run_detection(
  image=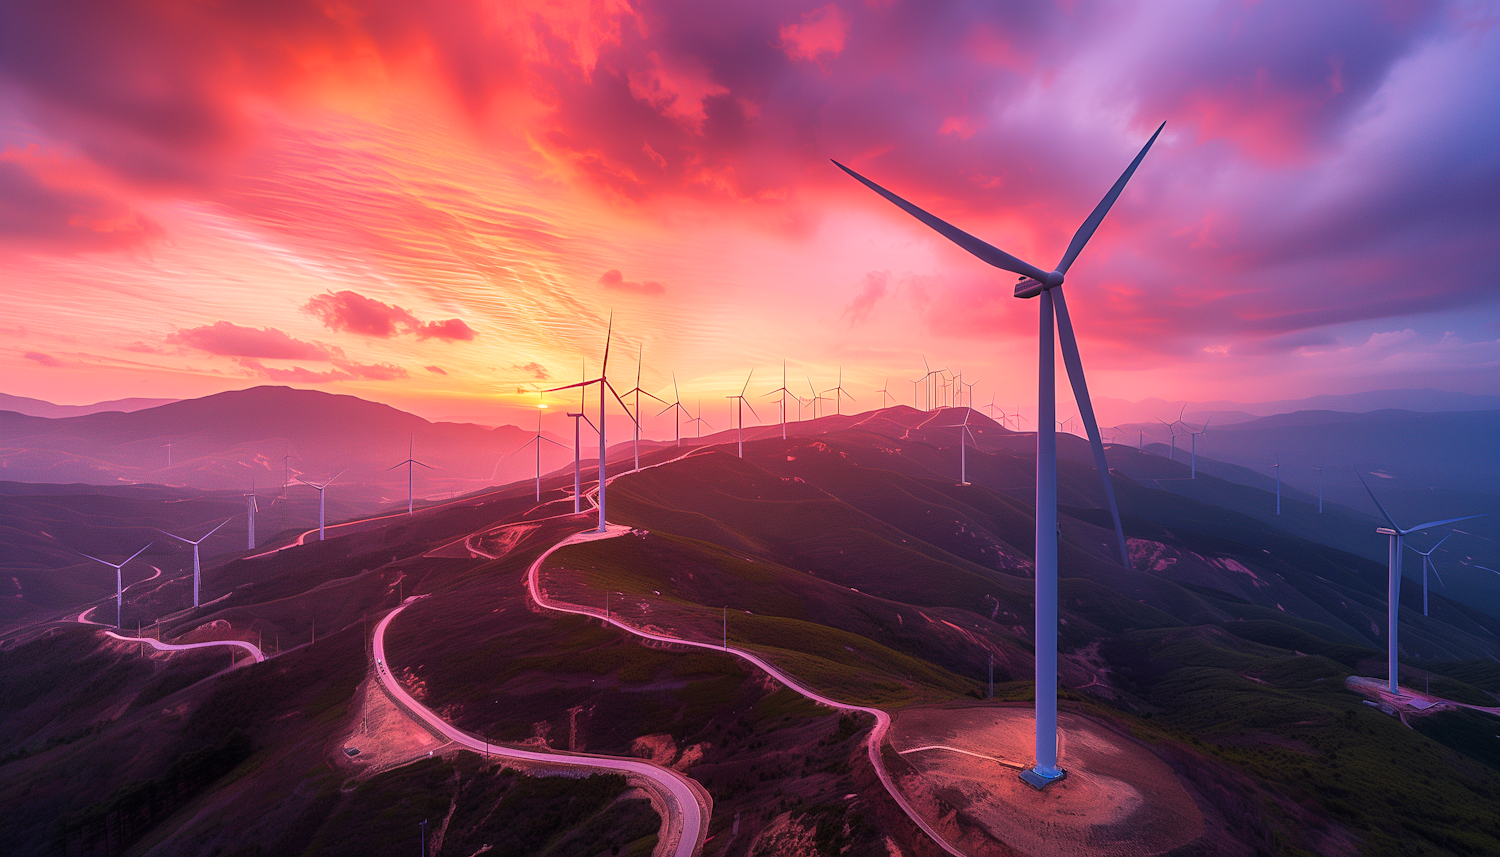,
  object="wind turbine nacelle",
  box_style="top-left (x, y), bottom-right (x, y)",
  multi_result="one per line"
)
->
top-left (1013, 271), bottom-right (1063, 299)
